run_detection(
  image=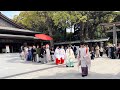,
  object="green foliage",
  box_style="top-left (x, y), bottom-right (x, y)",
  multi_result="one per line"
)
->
top-left (13, 11), bottom-right (120, 43)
